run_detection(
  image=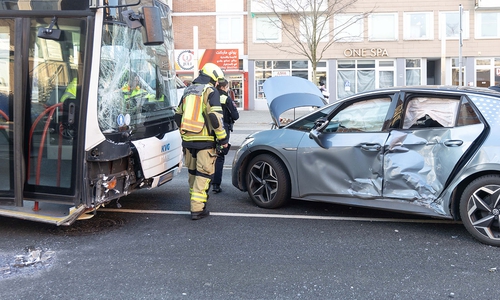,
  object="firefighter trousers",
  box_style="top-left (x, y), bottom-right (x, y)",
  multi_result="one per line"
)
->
top-left (184, 147), bottom-right (218, 212)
